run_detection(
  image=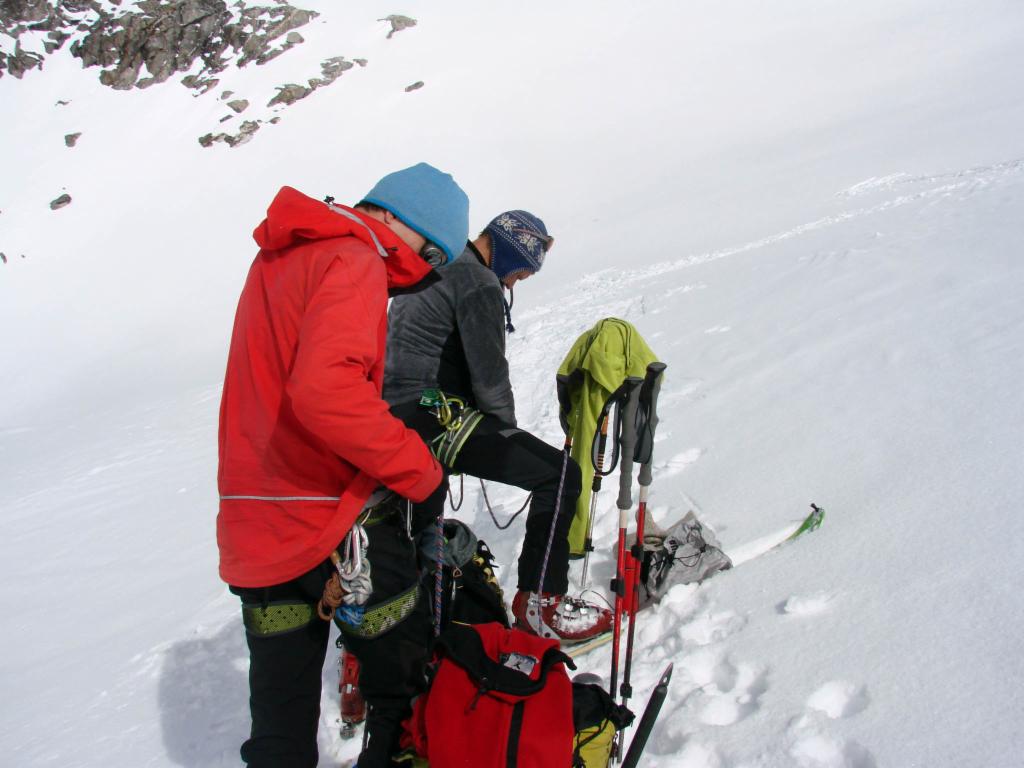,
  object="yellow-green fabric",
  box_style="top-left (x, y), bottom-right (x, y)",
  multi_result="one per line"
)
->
top-left (557, 318), bottom-right (660, 555)
top-left (242, 601), bottom-right (316, 637)
top-left (574, 722), bottom-right (616, 767)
